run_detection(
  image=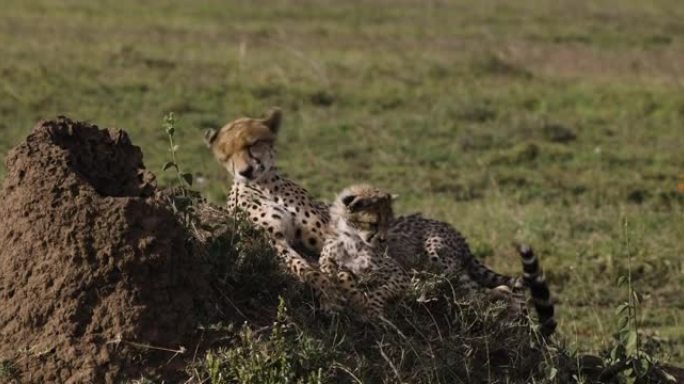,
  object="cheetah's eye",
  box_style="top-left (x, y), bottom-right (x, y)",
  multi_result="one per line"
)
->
top-left (249, 139), bottom-right (273, 149)
top-left (358, 220), bottom-right (378, 230)
top-left (247, 141), bottom-right (271, 156)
